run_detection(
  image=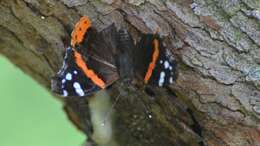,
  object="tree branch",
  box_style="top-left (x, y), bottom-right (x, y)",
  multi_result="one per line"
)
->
top-left (0, 0), bottom-right (259, 146)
